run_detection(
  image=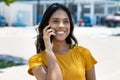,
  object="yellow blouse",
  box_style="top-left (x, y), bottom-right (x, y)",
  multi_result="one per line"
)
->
top-left (28, 46), bottom-right (97, 80)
